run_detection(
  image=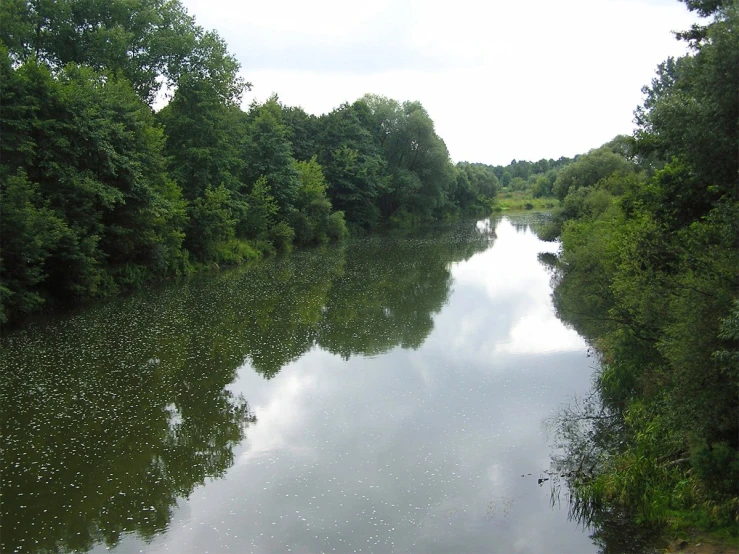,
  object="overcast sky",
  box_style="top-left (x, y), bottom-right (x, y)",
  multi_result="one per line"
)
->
top-left (180, 0), bottom-right (698, 165)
